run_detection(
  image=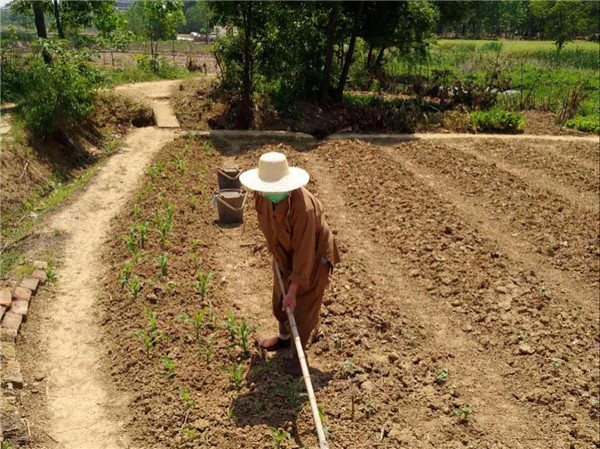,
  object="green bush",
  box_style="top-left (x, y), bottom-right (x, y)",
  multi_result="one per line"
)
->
top-left (20, 41), bottom-right (105, 136)
top-left (0, 29), bottom-right (34, 102)
top-left (565, 115), bottom-right (599, 134)
top-left (468, 109), bottom-right (525, 133)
